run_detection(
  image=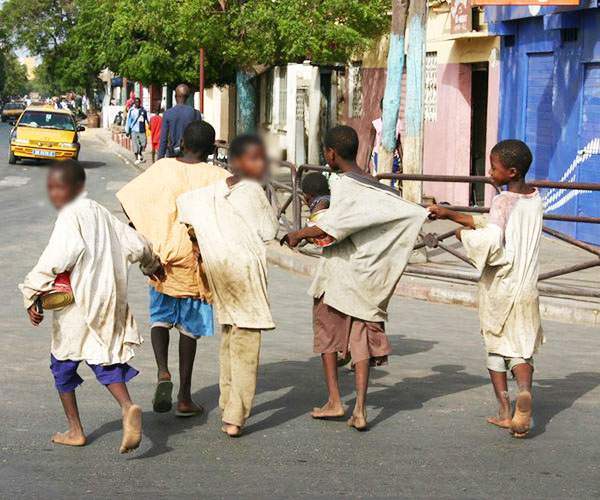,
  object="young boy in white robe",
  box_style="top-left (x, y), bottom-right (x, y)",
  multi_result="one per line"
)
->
top-left (20, 160), bottom-right (163, 453)
top-left (177, 134), bottom-right (278, 437)
top-left (429, 139), bottom-right (544, 438)
top-left (282, 126), bottom-right (428, 431)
